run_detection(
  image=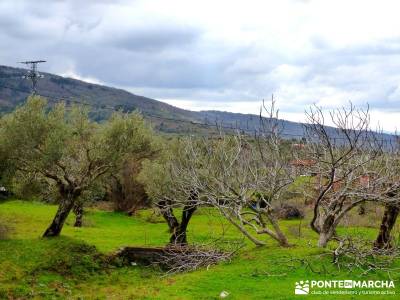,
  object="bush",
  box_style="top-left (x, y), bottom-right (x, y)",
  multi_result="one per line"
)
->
top-left (143, 210), bottom-right (165, 224)
top-left (275, 204), bottom-right (304, 220)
